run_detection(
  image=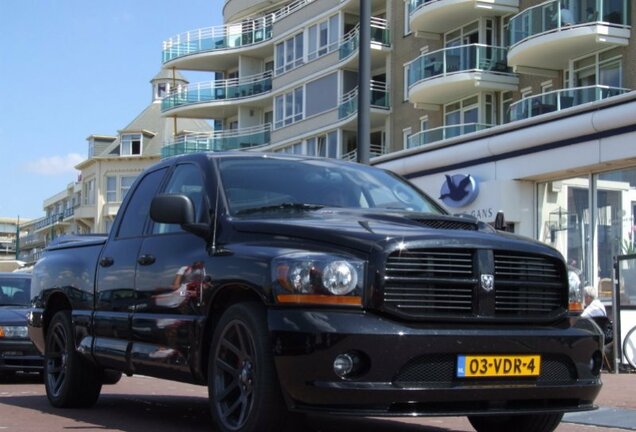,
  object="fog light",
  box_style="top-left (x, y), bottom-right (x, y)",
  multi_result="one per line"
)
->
top-left (333, 353), bottom-right (355, 378)
top-left (590, 351), bottom-right (602, 376)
